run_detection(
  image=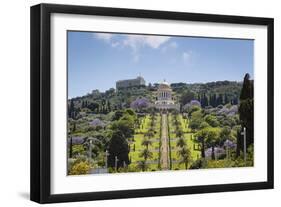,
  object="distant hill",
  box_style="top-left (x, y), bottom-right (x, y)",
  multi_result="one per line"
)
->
top-left (68, 80), bottom-right (242, 116)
